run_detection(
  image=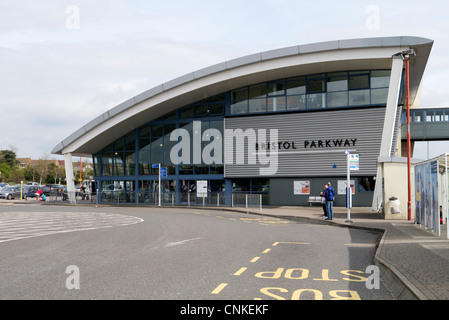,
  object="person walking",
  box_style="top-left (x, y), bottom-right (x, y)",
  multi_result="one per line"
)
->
top-left (320, 183), bottom-right (328, 217)
top-left (323, 181), bottom-right (335, 220)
